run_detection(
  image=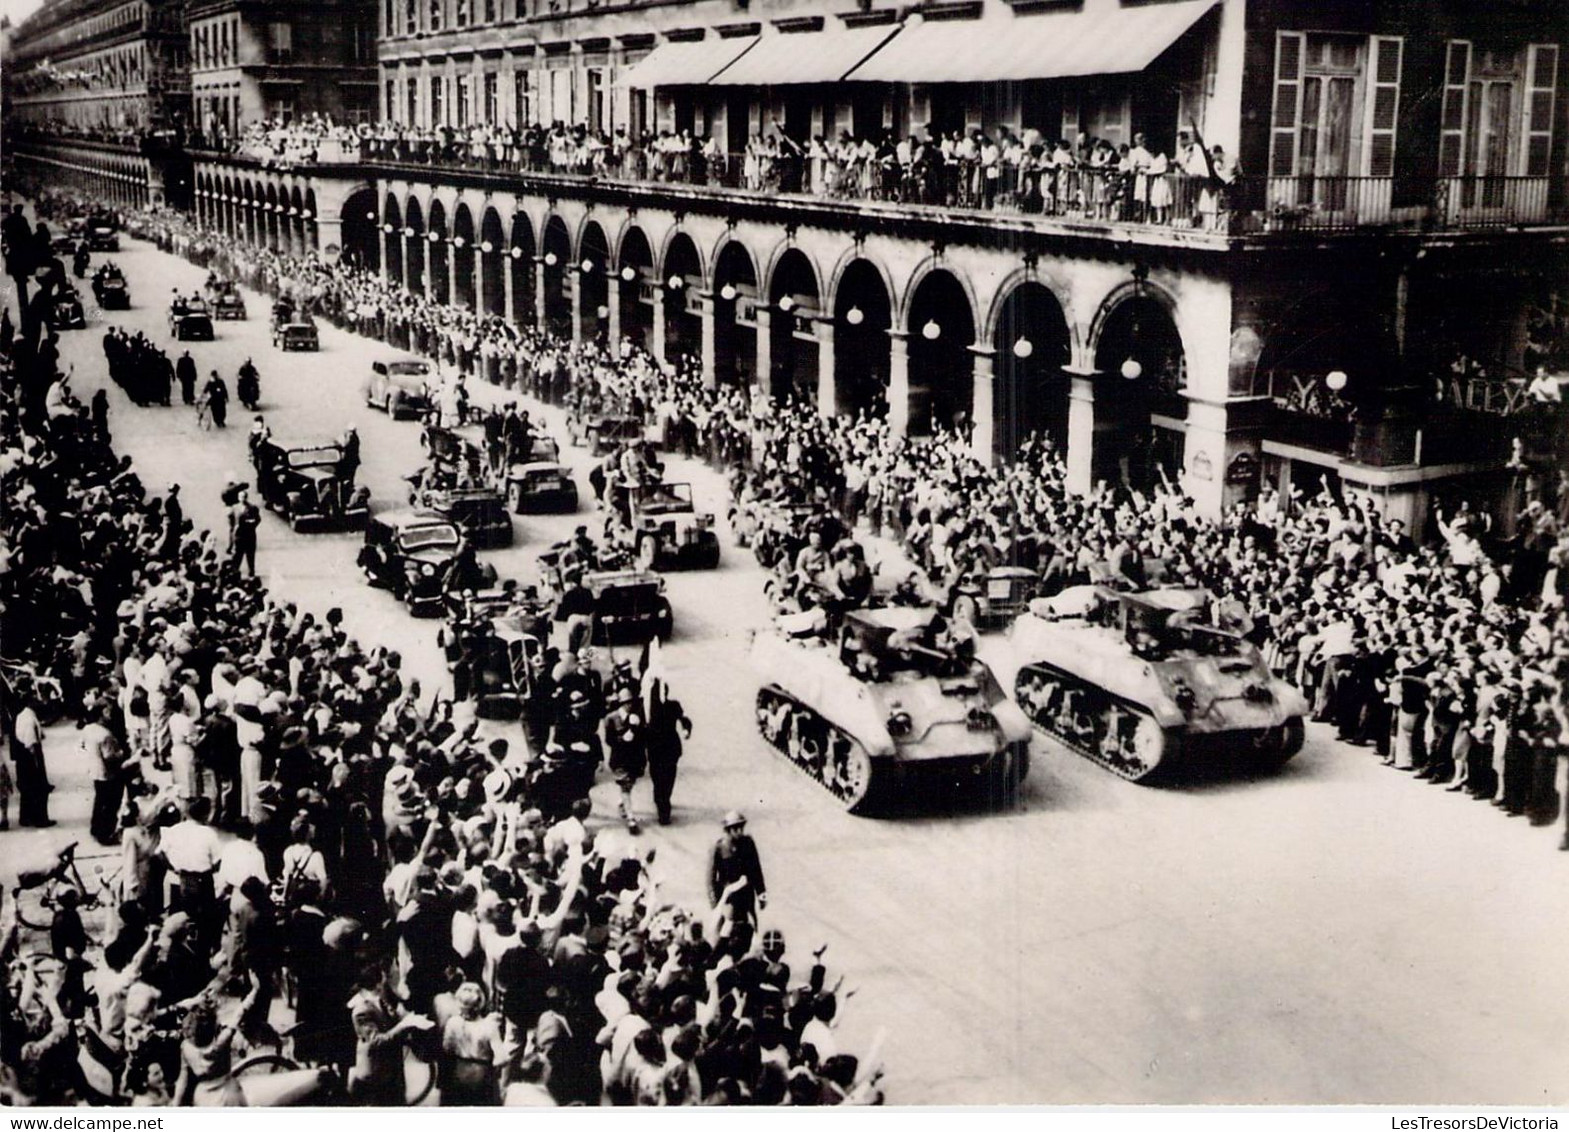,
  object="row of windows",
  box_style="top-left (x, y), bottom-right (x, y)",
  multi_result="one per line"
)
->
top-left (191, 15), bottom-right (241, 70)
top-left (22, 0), bottom-right (144, 56)
top-left (1270, 33), bottom-right (1560, 183)
top-left (384, 66), bottom-right (630, 132)
top-left (383, 0), bottom-right (611, 38)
